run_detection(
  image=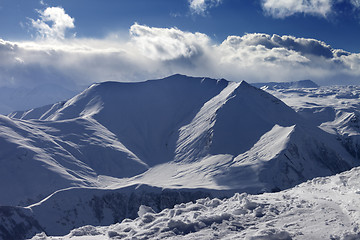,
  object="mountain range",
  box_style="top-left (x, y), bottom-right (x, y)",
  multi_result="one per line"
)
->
top-left (1, 74), bottom-right (359, 239)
